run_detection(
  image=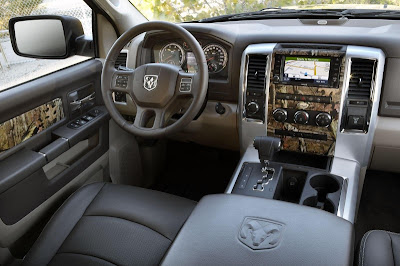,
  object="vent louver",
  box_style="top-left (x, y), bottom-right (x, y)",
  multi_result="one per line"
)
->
top-left (348, 59), bottom-right (375, 99)
top-left (247, 55), bottom-right (267, 91)
top-left (115, 52), bottom-right (127, 69)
